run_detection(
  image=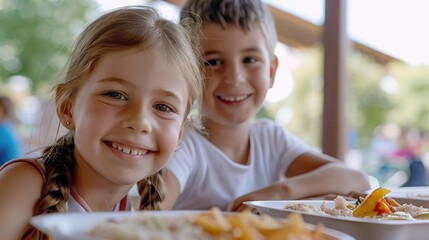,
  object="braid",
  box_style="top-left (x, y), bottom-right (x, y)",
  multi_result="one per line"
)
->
top-left (30, 132), bottom-right (75, 240)
top-left (138, 169), bottom-right (166, 210)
